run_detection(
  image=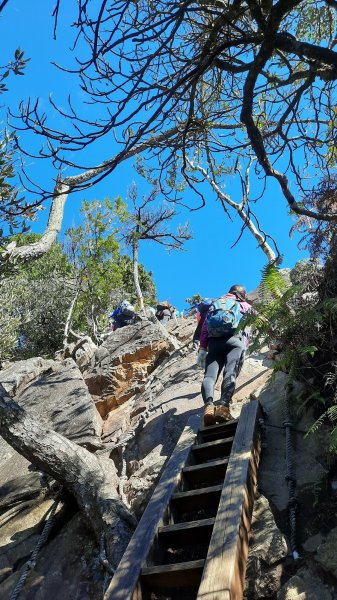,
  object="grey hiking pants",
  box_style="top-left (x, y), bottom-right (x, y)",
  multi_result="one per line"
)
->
top-left (201, 335), bottom-right (246, 407)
